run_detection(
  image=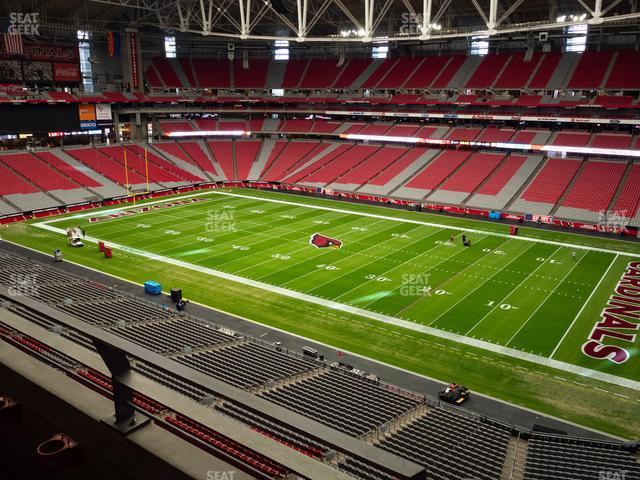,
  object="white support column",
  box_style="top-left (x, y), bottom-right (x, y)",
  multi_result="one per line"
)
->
top-left (296, 0), bottom-right (308, 41)
top-left (198, 0), bottom-right (213, 34)
top-left (488, 0), bottom-right (498, 32)
top-left (239, 0), bottom-right (249, 38)
top-left (421, 0), bottom-right (433, 39)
